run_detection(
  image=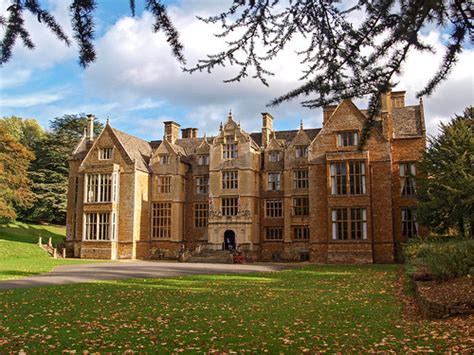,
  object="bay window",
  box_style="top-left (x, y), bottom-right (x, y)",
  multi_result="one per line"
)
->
top-left (85, 173), bottom-right (118, 203)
